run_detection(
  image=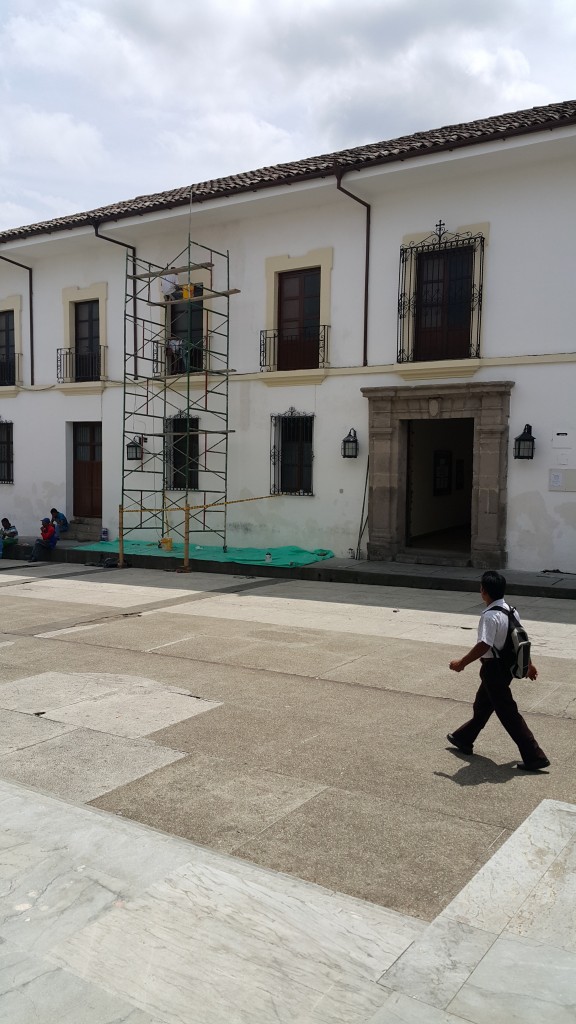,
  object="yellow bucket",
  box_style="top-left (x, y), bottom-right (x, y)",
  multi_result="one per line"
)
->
top-left (160, 536), bottom-right (173, 552)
